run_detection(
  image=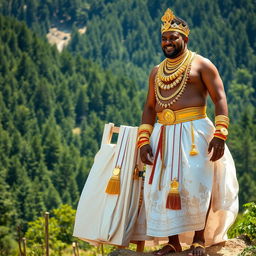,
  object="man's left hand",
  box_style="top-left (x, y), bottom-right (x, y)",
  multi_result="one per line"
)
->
top-left (208, 137), bottom-right (225, 161)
